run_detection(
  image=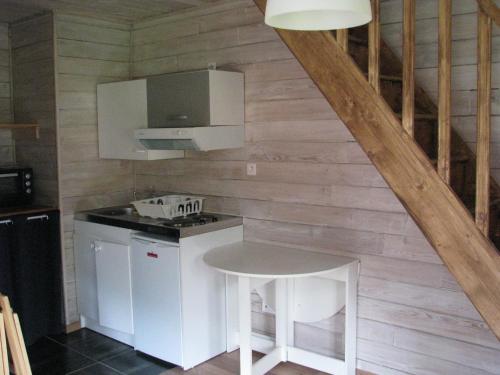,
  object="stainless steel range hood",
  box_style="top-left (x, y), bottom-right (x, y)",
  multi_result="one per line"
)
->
top-left (135, 126), bottom-right (244, 151)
